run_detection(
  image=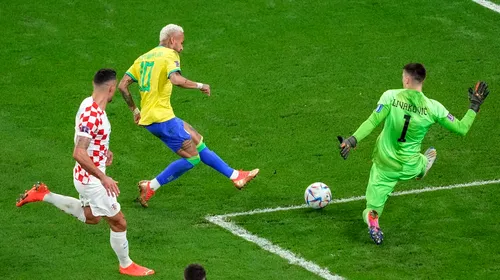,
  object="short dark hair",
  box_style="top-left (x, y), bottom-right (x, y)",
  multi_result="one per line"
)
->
top-left (184, 264), bottom-right (206, 280)
top-left (403, 63), bottom-right (426, 83)
top-left (93, 68), bottom-right (117, 85)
